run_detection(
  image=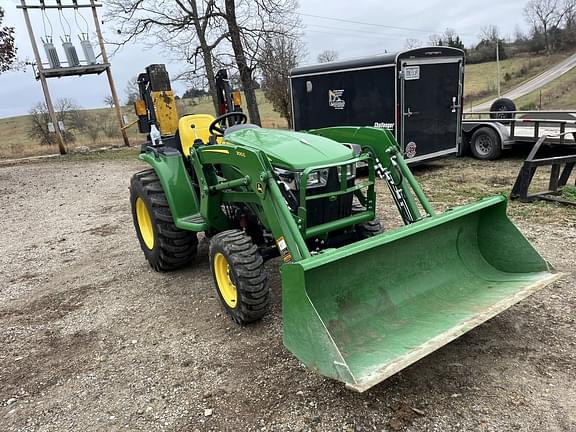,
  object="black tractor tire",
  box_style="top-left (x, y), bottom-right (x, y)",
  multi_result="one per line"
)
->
top-left (470, 127), bottom-right (502, 160)
top-left (489, 98), bottom-right (516, 120)
top-left (356, 218), bottom-right (384, 239)
top-left (130, 169), bottom-right (198, 271)
top-left (209, 229), bottom-right (270, 325)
